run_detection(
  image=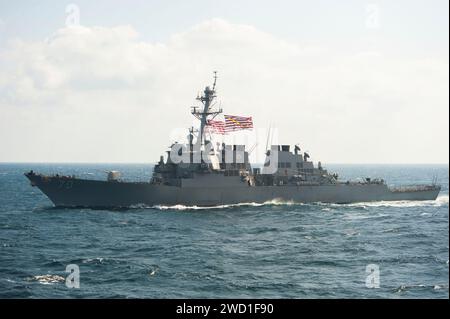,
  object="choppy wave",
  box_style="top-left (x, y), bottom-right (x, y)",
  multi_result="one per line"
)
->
top-left (128, 195), bottom-right (449, 211)
top-left (82, 257), bottom-right (105, 264)
top-left (342, 194), bottom-right (448, 208)
top-left (344, 213), bottom-right (390, 220)
top-left (394, 284), bottom-right (449, 293)
top-left (436, 194), bottom-right (449, 205)
top-left (132, 199), bottom-right (299, 211)
top-left (27, 275), bottom-right (65, 285)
